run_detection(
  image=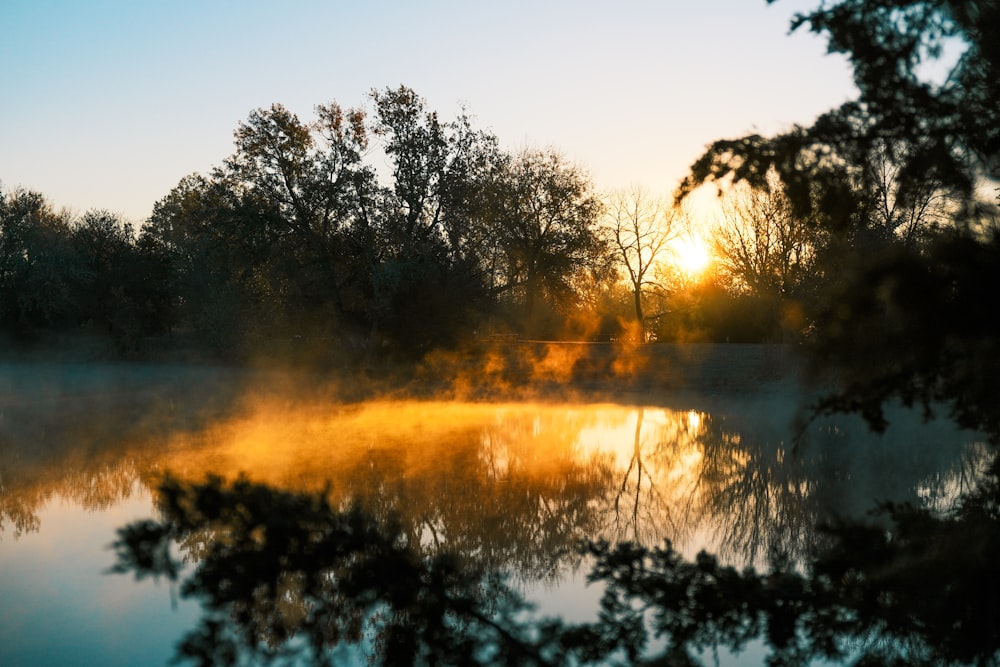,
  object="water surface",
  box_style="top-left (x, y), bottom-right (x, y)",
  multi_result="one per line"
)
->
top-left (0, 365), bottom-right (987, 665)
